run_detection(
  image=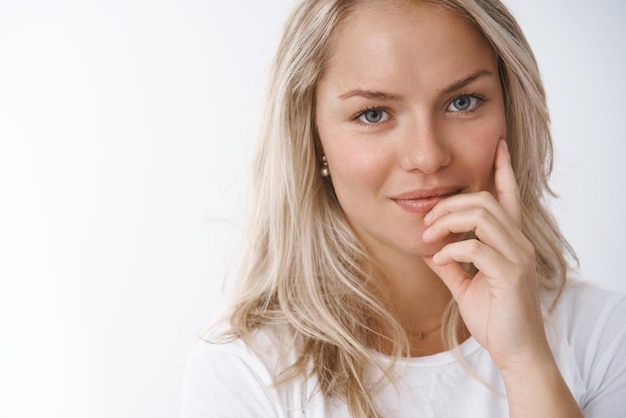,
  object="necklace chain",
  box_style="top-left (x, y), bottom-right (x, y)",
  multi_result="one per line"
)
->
top-left (407, 321), bottom-right (442, 340)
